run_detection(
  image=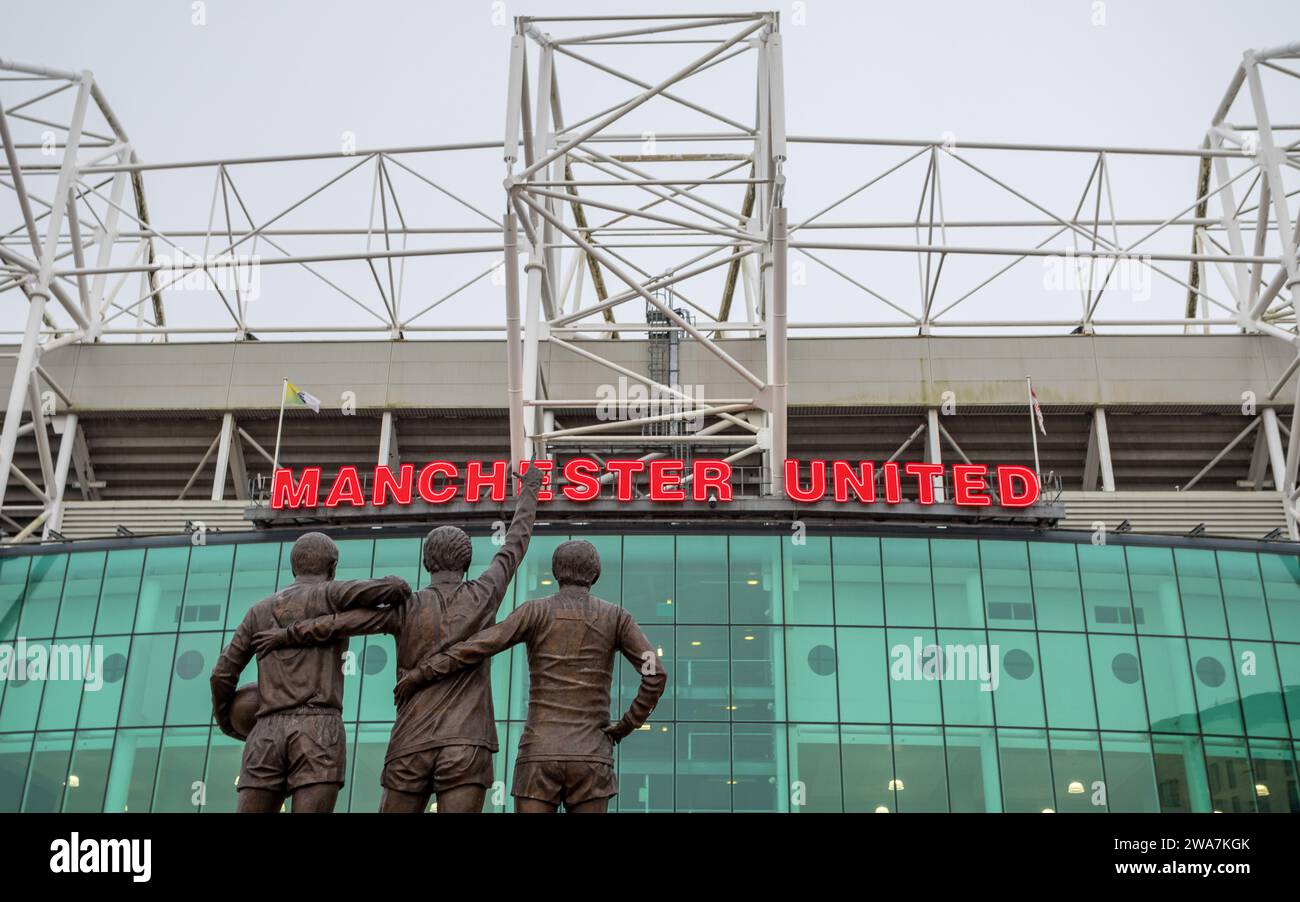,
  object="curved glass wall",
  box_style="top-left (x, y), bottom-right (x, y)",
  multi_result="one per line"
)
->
top-left (0, 530), bottom-right (1298, 813)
